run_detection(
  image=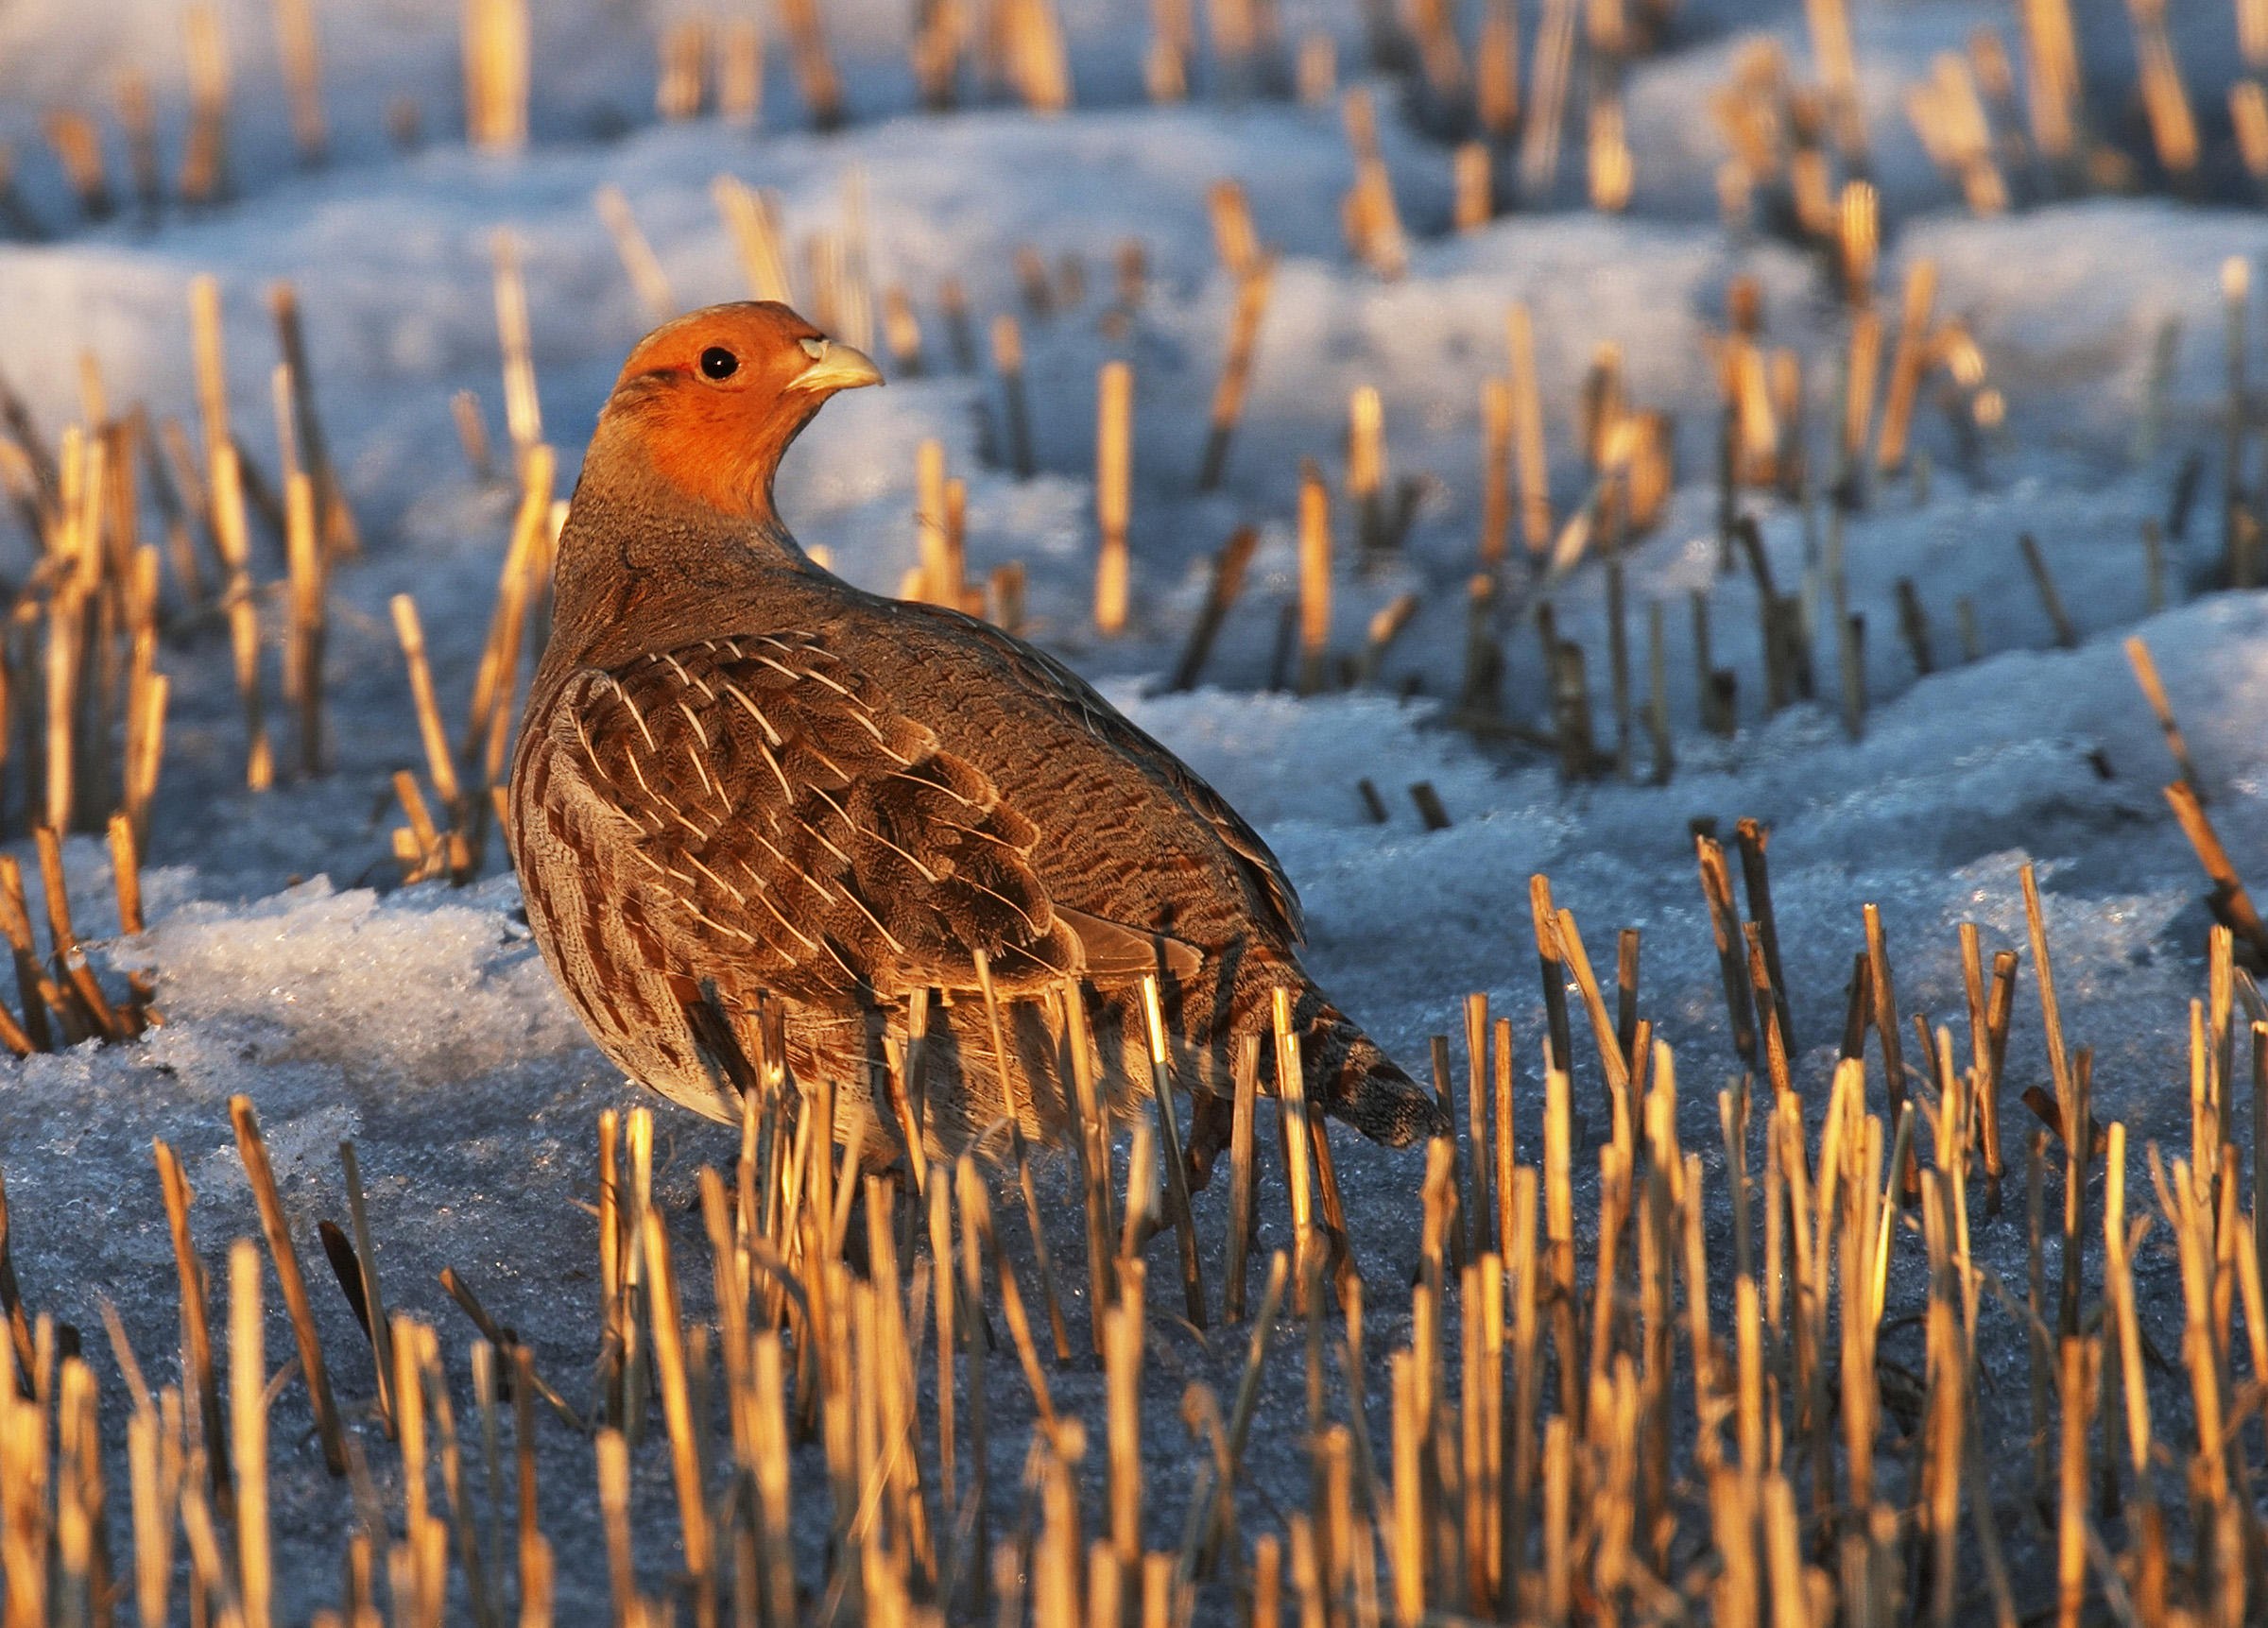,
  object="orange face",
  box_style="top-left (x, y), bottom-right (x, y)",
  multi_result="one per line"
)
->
top-left (598, 301), bottom-right (883, 516)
